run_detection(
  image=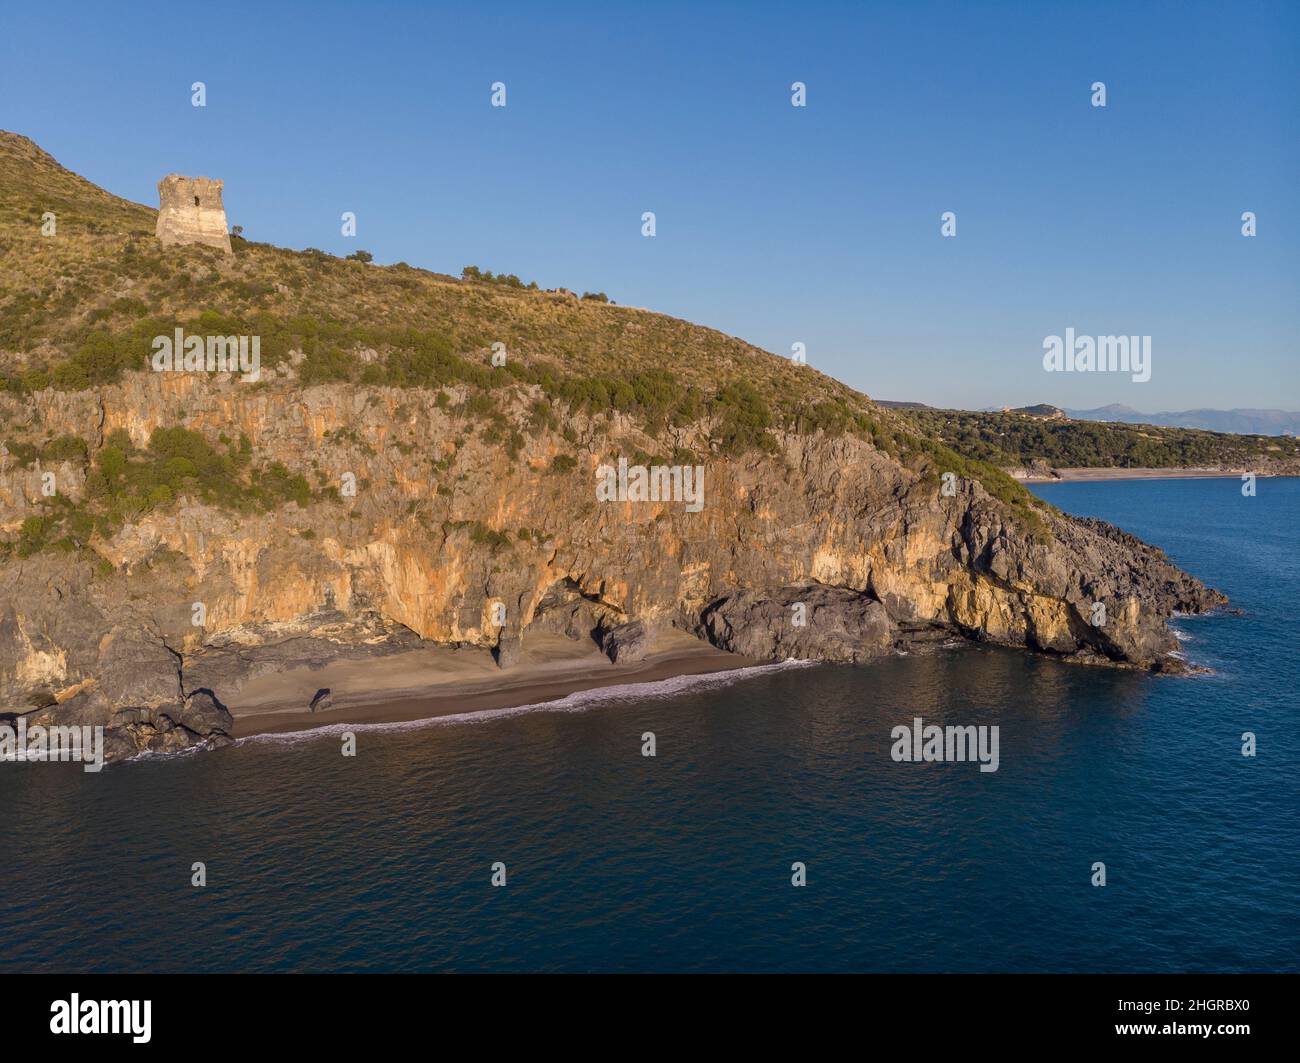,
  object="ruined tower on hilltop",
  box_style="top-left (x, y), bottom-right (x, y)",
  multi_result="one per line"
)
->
top-left (155, 174), bottom-right (232, 253)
